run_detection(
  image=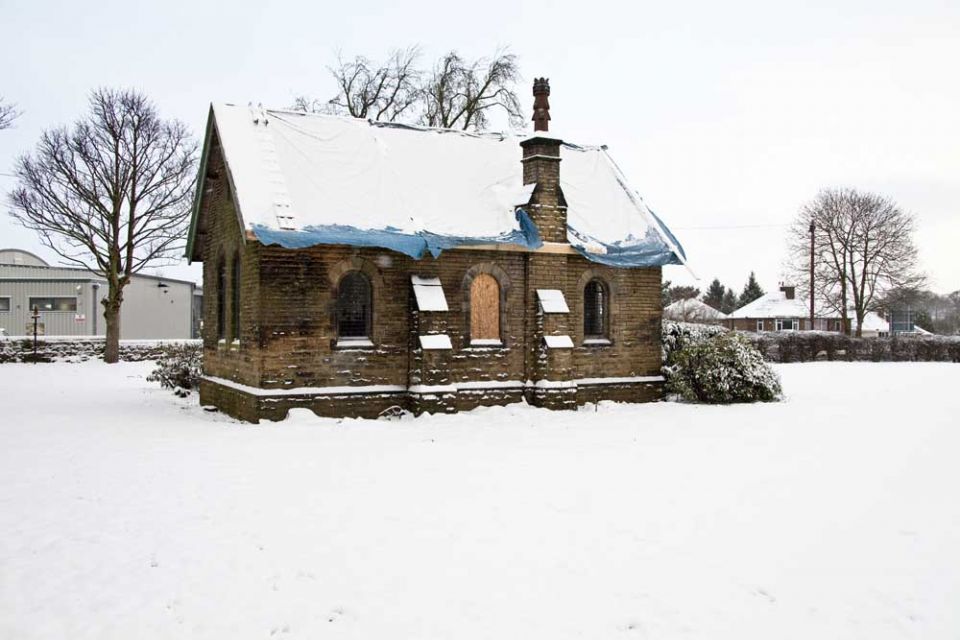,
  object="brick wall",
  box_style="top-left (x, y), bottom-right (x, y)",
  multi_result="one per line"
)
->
top-left (198, 132), bottom-right (261, 388)
top-left (521, 136), bottom-right (567, 243)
